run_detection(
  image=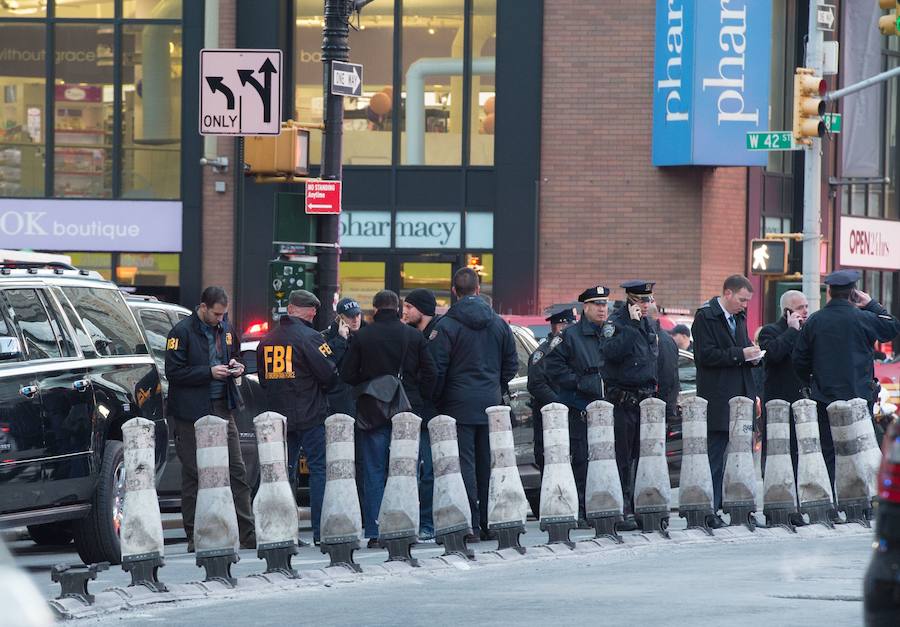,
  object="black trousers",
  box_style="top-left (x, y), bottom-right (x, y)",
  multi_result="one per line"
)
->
top-left (567, 410), bottom-right (588, 519)
top-left (612, 402), bottom-right (641, 515)
top-left (532, 407), bottom-right (544, 472)
top-left (816, 402), bottom-right (837, 490)
top-left (457, 423), bottom-right (491, 533)
top-left (708, 430), bottom-right (729, 511)
top-left (174, 400), bottom-right (255, 545)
